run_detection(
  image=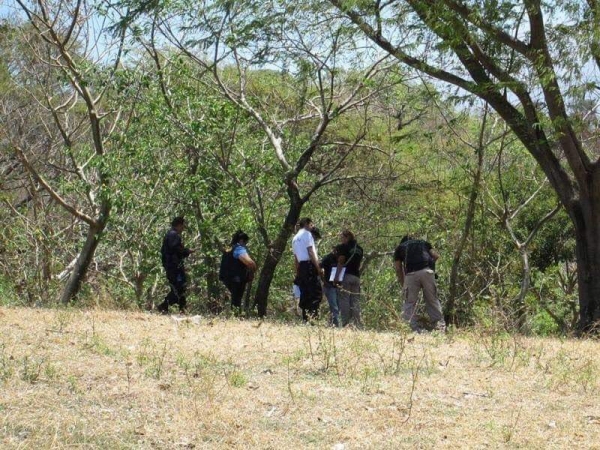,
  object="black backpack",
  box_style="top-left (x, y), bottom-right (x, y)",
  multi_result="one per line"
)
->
top-left (401, 239), bottom-right (434, 269)
top-left (219, 248), bottom-right (247, 283)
